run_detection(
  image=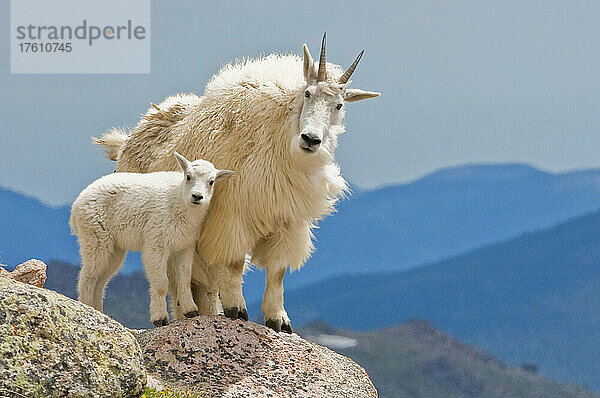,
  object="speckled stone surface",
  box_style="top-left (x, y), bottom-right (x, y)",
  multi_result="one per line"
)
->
top-left (0, 278), bottom-right (146, 398)
top-left (137, 316), bottom-right (378, 398)
top-left (0, 259), bottom-right (47, 288)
